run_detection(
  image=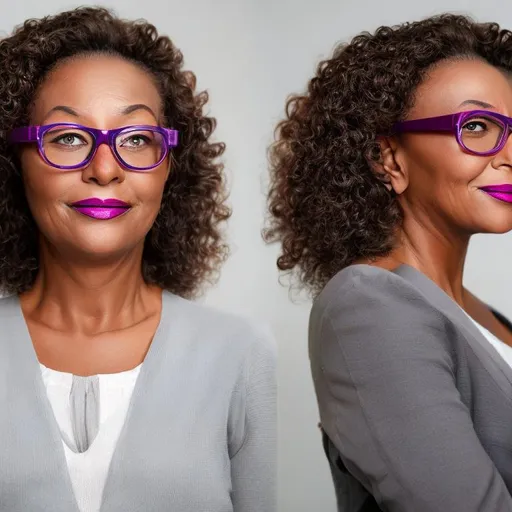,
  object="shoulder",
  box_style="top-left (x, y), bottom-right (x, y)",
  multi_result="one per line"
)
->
top-left (311, 264), bottom-right (444, 327)
top-left (163, 291), bottom-right (277, 364)
top-left (309, 265), bottom-right (454, 368)
top-left (313, 264), bottom-right (429, 315)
